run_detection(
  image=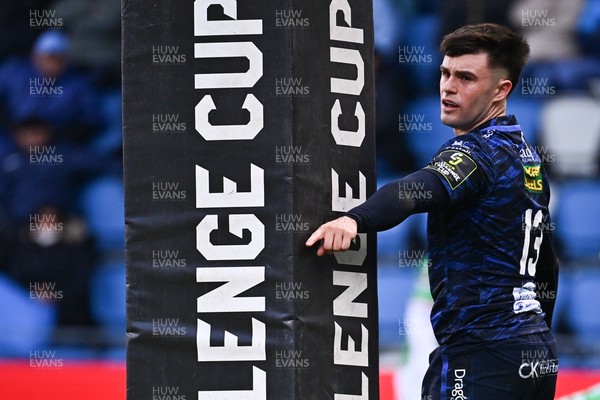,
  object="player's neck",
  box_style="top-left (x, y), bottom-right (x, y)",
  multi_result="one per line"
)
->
top-left (453, 102), bottom-right (507, 136)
